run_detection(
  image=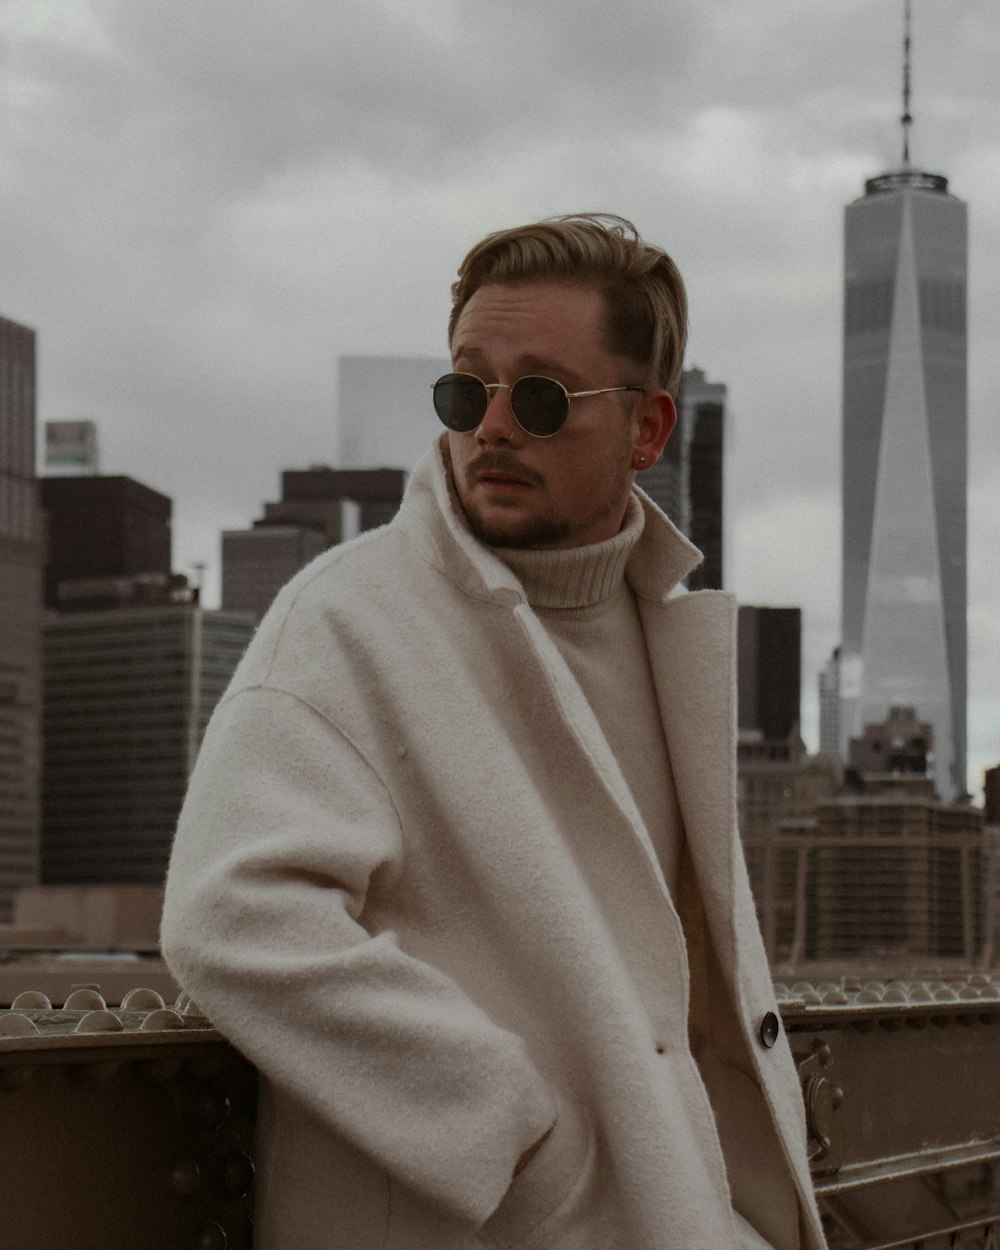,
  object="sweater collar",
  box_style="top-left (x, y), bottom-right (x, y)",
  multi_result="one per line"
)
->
top-left (400, 435), bottom-right (703, 606)
top-left (494, 499), bottom-right (643, 610)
